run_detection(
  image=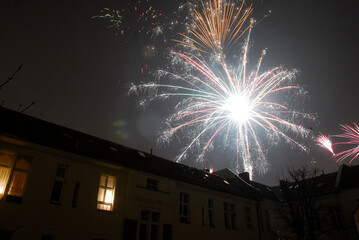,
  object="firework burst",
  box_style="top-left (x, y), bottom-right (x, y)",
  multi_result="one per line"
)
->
top-left (129, 25), bottom-right (314, 177)
top-left (174, 0), bottom-right (253, 53)
top-left (334, 123), bottom-right (359, 163)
